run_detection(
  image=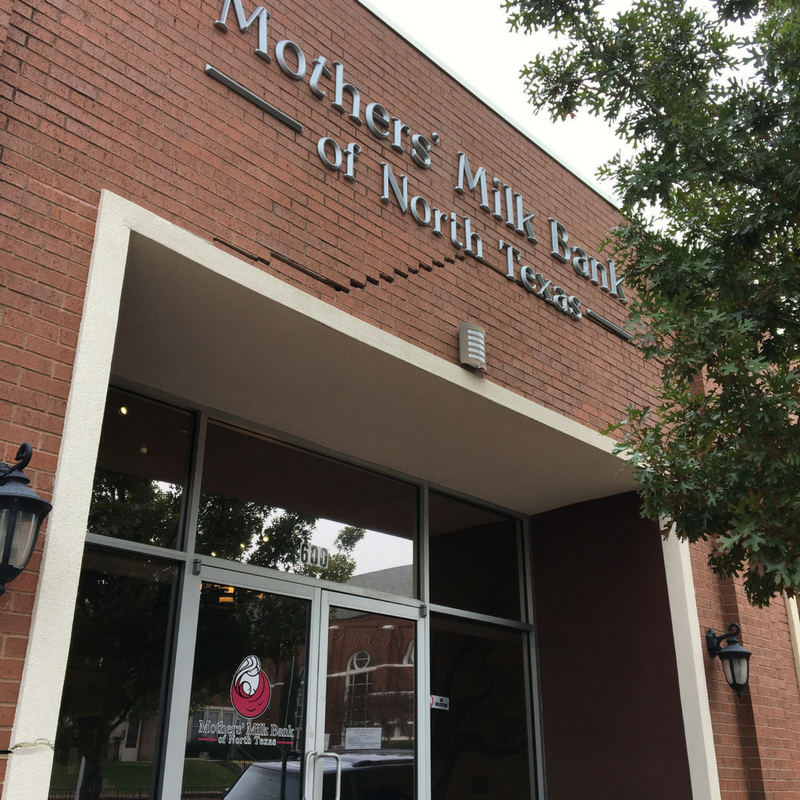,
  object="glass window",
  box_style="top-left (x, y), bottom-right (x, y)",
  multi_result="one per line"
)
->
top-left (325, 608), bottom-right (415, 797)
top-left (349, 651), bottom-right (372, 671)
top-left (89, 388), bottom-right (194, 549)
top-left (183, 584), bottom-right (310, 799)
top-left (125, 722), bottom-right (140, 749)
top-left (197, 422), bottom-right (418, 596)
top-left (428, 492), bottom-right (522, 620)
top-left (49, 548), bottom-right (178, 799)
top-left (67, 387), bottom-right (537, 800)
top-left (430, 614), bottom-right (532, 800)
